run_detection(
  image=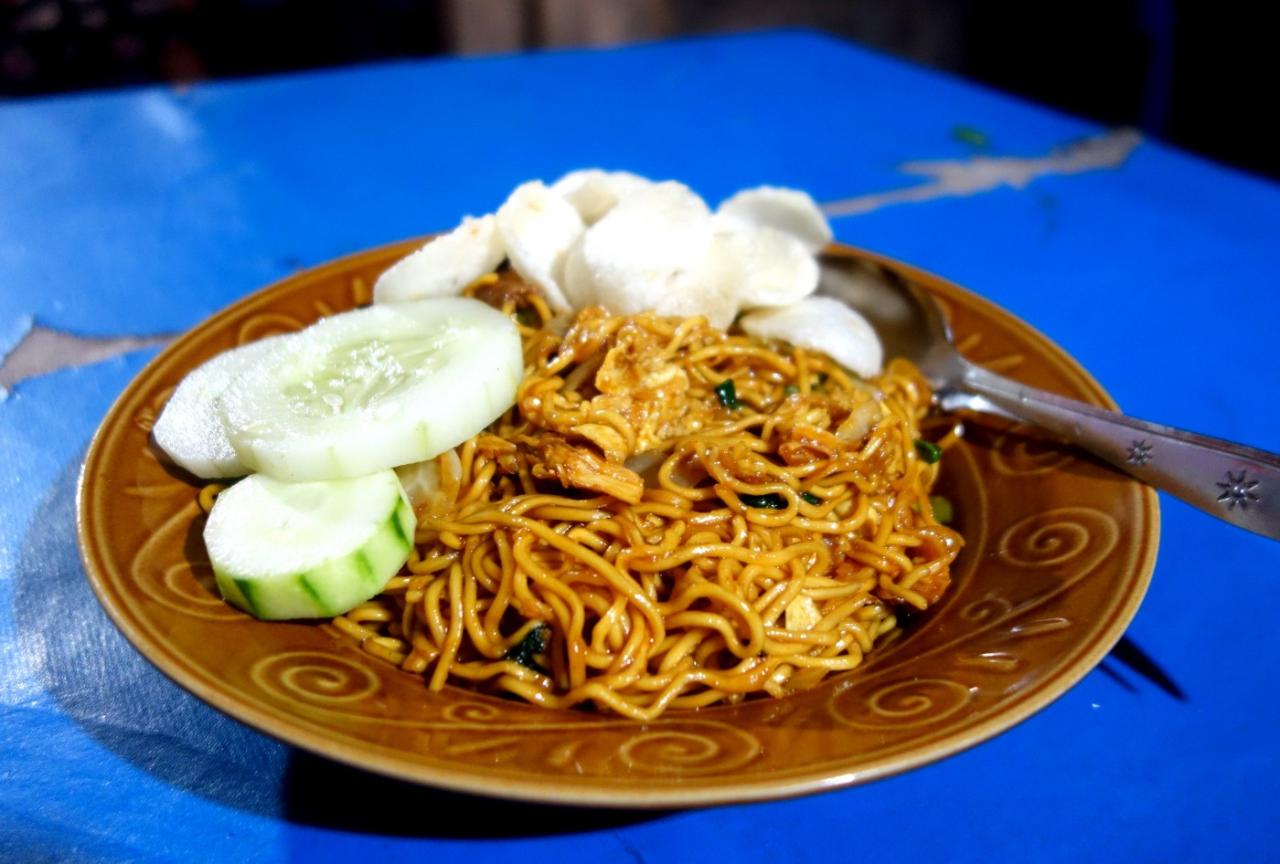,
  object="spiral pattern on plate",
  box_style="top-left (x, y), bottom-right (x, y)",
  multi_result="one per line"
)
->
top-left (250, 651), bottom-right (381, 705)
top-left (125, 503), bottom-right (241, 621)
top-left (989, 430), bottom-right (1075, 476)
top-left (150, 562), bottom-right (243, 621)
top-left (960, 595), bottom-right (1015, 623)
top-left (617, 724), bottom-right (762, 775)
top-left (829, 677), bottom-right (973, 729)
top-left (996, 507), bottom-right (1117, 570)
top-left (441, 701), bottom-right (504, 724)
